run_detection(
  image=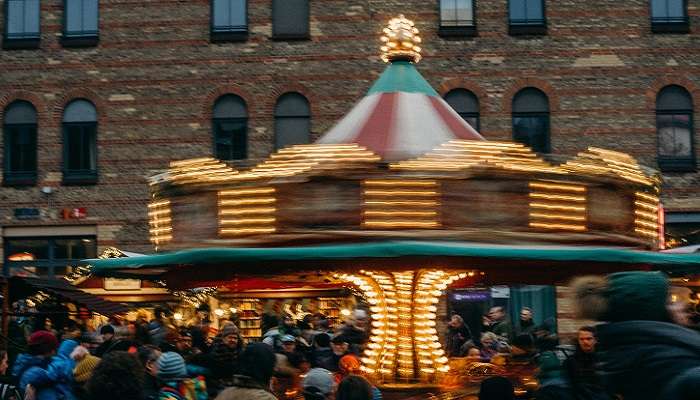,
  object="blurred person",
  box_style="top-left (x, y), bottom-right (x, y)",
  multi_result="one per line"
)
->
top-left (174, 330), bottom-right (199, 360)
top-left (478, 376), bottom-right (514, 400)
top-left (533, 351), bottom-right (574, 400)
top-left (335, 375), bottom-right (372, 400)
top-left (337, 310), bottom-right (370, 354)
top-left (327, 335), bottom-right (351, 373)
top-left (273, 335), bottom-right (308, 399)
top-left (93, 325), bottom-right (116, 357)
top-left (310, 332), bottom-right (335, 371)
top-left (299, 314), bottom-right (320, 345)
top-left (516, 307), bottom-right (536, 336)
top-left (138, 345), bottom-right (162, 400)
top-left (302, 368), bottom-right (335, 400)
top-left (155, 352), bottom-right (207, 400)
top-left (264, 315), bottom-right (301, 352)
top-left (562, 326), bottom-right (613, 400)
top-left (485, 307), bottom-right (512, 342)
top-left (573, 271), bottom-right (700, 400)
top-left (149, 307), bottom-right (170, 347)
top-left (479, 332), bottom-right (500, 362)
top-left (214, 343), bottom-right (277, 400)
top-left (445, 314), bottom-right (472, 357)
top-left (334, 354), bottom-right (360, 385)
top-left (85, 351), bottom-right (145, 400)
top-left (466, 347), bottom-right (481, 362)
top-left (70, 346), bottom-right (100, 400)
top-left (0, 350), bottom-right (22, 400)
